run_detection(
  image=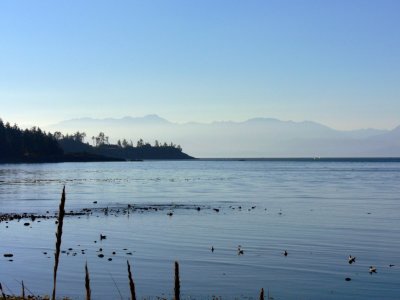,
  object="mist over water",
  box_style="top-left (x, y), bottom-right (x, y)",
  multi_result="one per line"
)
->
top-left (1, 160), bottom-right (399, 299)
top-left (46, 116), bottom-right (400, 157)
